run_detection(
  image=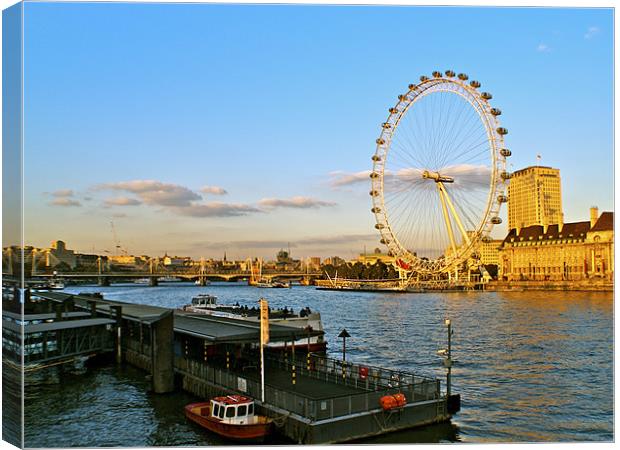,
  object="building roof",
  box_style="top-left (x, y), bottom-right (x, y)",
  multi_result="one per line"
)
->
top-left (174, 312), bottom-right (323, 343)
top-left (511, 165), bottom-right (557, 176)
top-left (503, 220), bottom-right (591, 244)
top-left (591, 211), bottom-right (614, 232)
top-left (32, 292), bottom-right (171, 323)
top-left (3, 317), bottom-right (115, 334)
top-left (2, 311), bottom-right (91, 321)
